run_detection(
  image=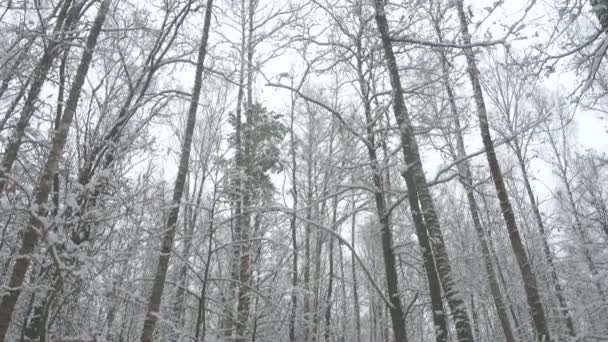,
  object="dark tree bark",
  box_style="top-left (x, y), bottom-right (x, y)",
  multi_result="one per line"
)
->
top-left (592, 0), bottom-right (608, 31)
top-left (433, 31), bottom-right (516, 340)
top-left (0, 0), bottom-right (83, 196)
top-left (0, 1), bottom-right (112, 339)
top-left (454, 1), bottom-right (550, 340)
top-left (139, 1), bottom-right (213, 340)
top-left (374, 1), bottom-right (474, 341)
